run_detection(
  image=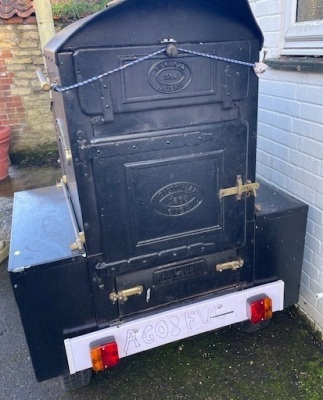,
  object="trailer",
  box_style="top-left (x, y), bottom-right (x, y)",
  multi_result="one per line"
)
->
top-left (8, 0), bottom-right (308, 390)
